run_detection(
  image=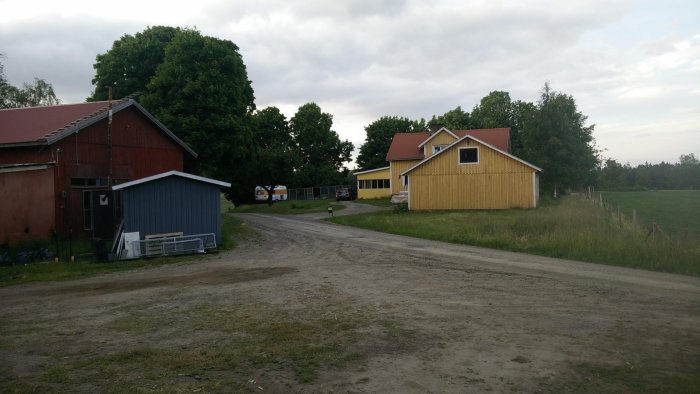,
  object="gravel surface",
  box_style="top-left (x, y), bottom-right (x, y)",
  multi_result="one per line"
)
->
top-left (1, 201), bottom-right (699, 392)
